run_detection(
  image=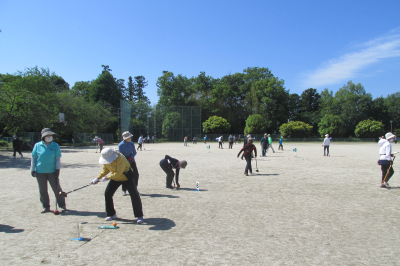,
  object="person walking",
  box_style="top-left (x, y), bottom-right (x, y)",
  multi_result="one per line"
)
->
top-left (228, 135), bottom-right (234, 149)
top-left (278, 136), bottom-right (284, 150)
top-left (137, 135), bottom-right (144, 151)
top-left (267, 134), bottom-right (275, 153)
top-left (159, 155), bottom-right (187, 189)
top-left (91, 148), bottom-right (144, 223)
top-left (118, 131), bottom-right (139, 196)
top-left (31, 128), bottom-right (66, 213)
top-left (237, 137), bottom-right (257, 176)
top-left (260, 133), bottom-right (268, 157)
top-left (218, 136), bottom-right (223, 149)
top-left (323, 134), bottom-right (330, 156)
top-left (12, 135), bottom-right (23, 159)
top-left (379, 132), bottom-right (397, 188)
